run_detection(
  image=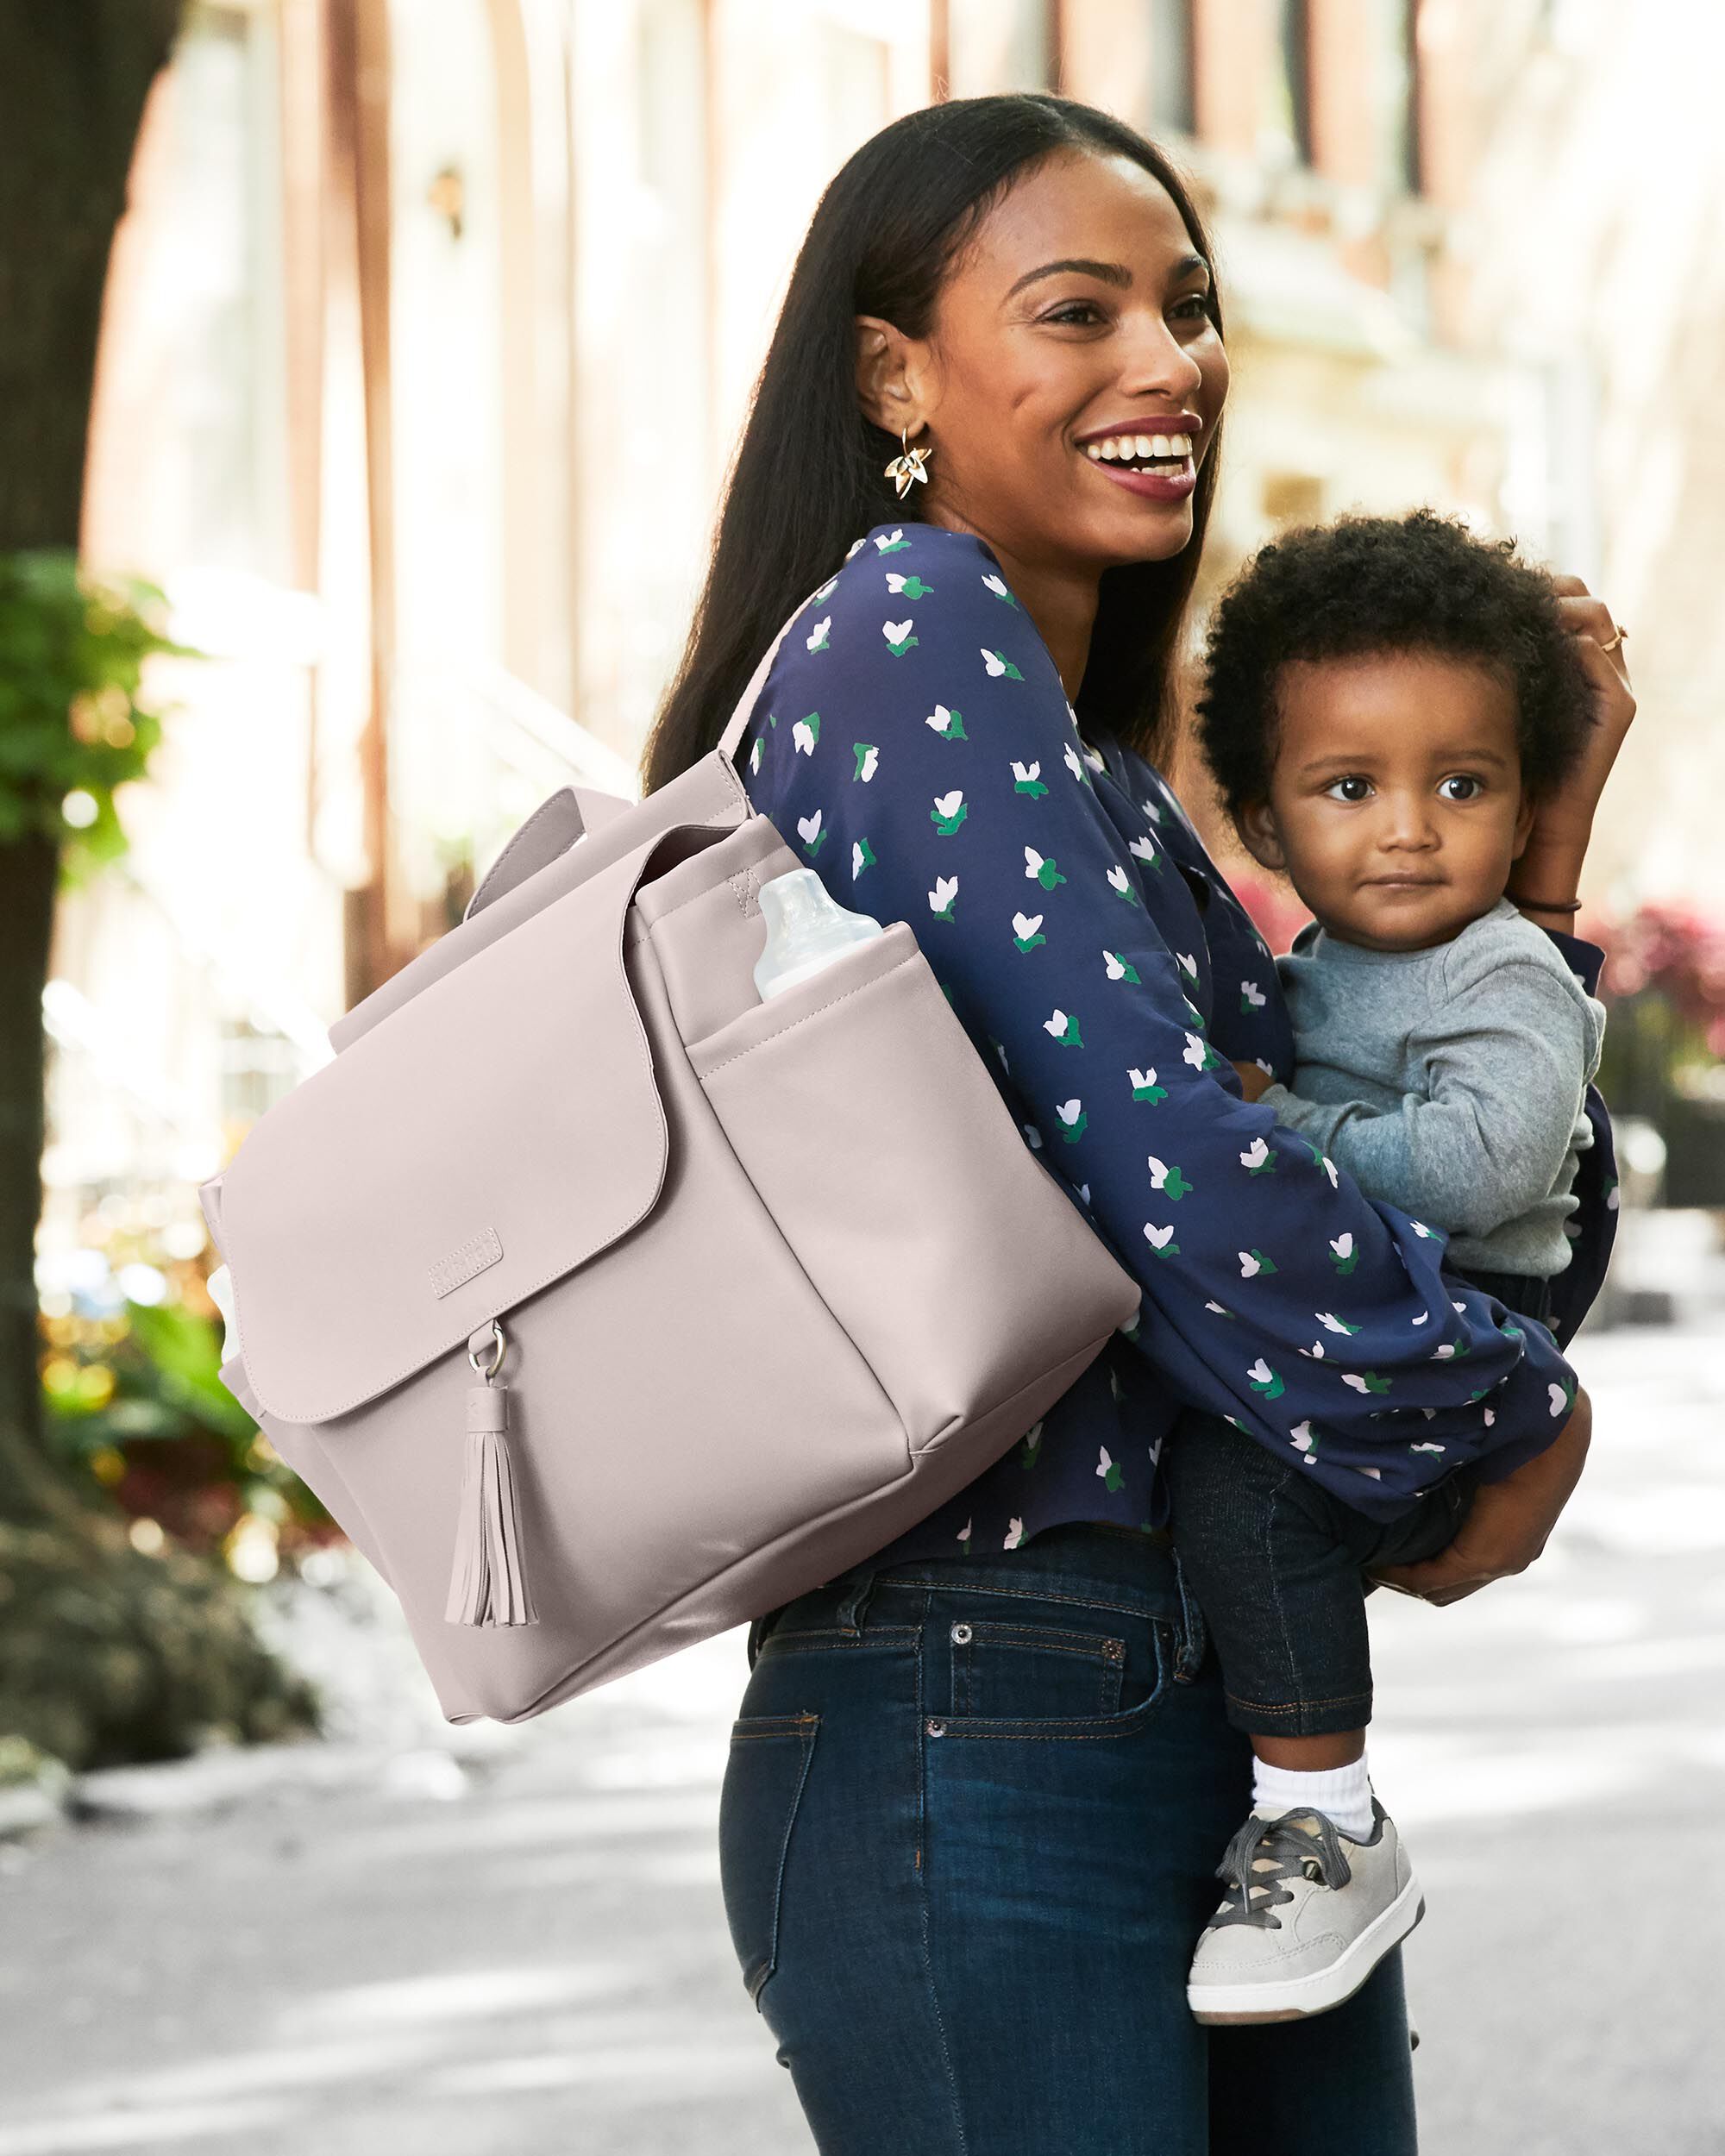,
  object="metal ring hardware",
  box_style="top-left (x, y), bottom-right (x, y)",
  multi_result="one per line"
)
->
top-left (467, 1319), bottom-right (505, 1382)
